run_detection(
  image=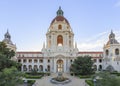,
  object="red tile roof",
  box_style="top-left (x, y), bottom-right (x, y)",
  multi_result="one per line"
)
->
top-left (78, 51), bottom-right (103, 54)
top-left (17, 57), bottom-right (43, 59)
top-left (17, 52), bottom-right (42, 54)
top-left (51, 16), bottom-right (69, 25)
